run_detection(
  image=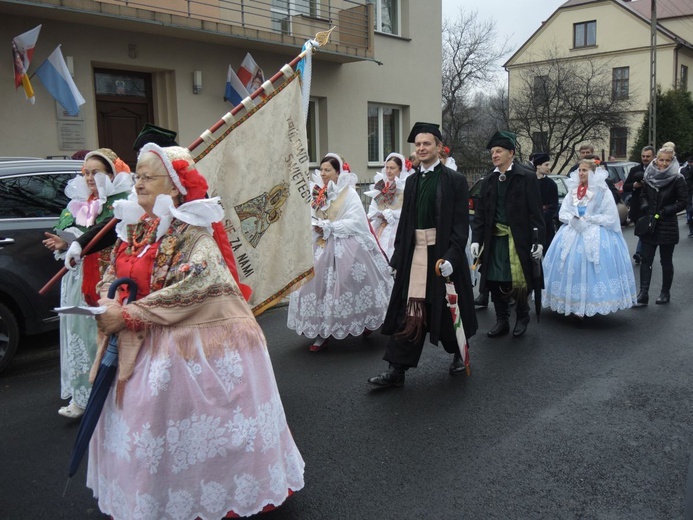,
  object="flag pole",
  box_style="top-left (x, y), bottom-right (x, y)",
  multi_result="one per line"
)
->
top-left (39, 28), bottom-right (334, 296)
top-left (188, 27), bottom-right (334, 152)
